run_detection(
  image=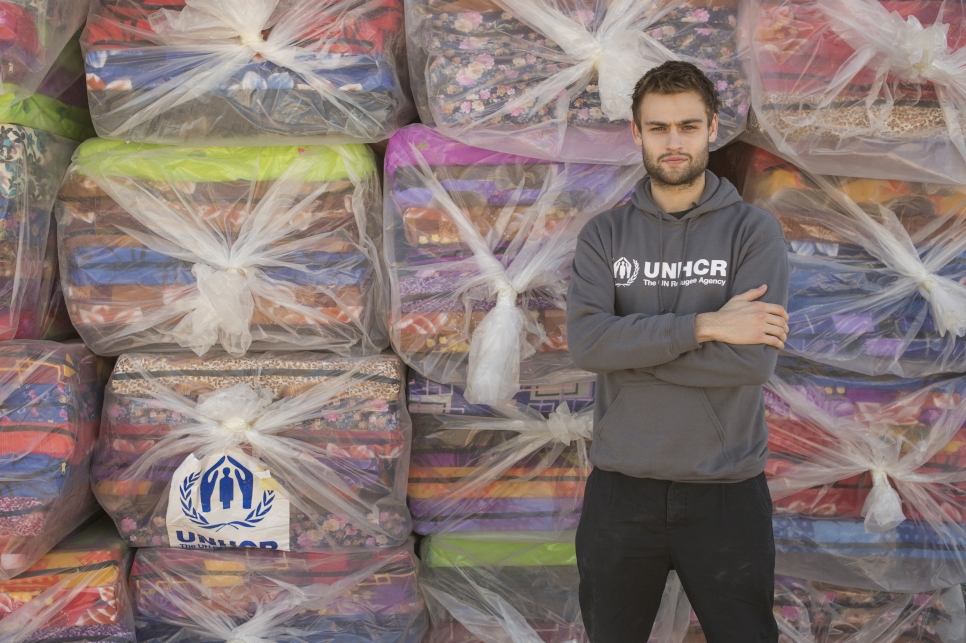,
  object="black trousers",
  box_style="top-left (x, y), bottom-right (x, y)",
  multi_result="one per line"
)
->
top-left (576, 468), bottom-right (778, 642)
